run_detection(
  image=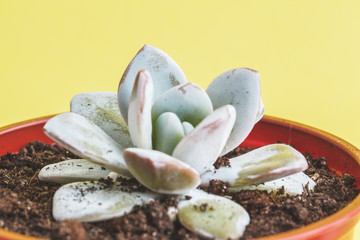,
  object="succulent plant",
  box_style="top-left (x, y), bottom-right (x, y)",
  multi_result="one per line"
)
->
top-left (38, 45), bottom-right (315, 239)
